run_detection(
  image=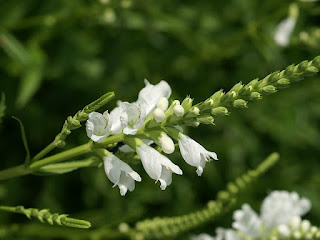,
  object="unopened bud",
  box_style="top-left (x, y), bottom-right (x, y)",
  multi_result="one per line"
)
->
top-left (290, 216), bottom-right (302, 229)
top-left (118, 223), bottom-right (130, 233)
top-left (173, 104), bottom-right (185, 117)
top-left (197, 116), bottom-right (214, 125)
top-left (181, 97), bottom-right (193, 111)
top-left (157, 97), bottom-right (169, 111)
top-left (262, 85), bottom-right (277, 94)
top-left (192, 121), bottom-right (200, 127)
top-left (293, 230), bottom-right (301, 239)
top-left (277, 225), bottom-right (290, 238)
top-left (159, 133), bottom-right (175, 154)
top-left (211, 107), bottom-right (228, 116)
top-left (277, 78), bottom-right (290, 87)
top-left (301, 220), bottom-right (311, 232)
top-left (153, 108), bottom-right (165, 122)
top-left (190, 107), bottom-right (200, 115)
top-left (250, 92), bottom-right (262, 101)
top-left (233, 99), bottom-right (248, 108)
top-left (172, 100), bottom-right (180, 106)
